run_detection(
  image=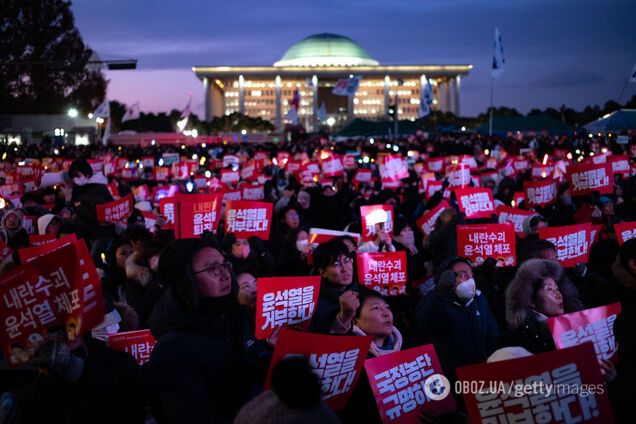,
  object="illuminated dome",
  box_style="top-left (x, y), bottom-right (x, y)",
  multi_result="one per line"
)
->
top-left (273, 33), bottom-right (379, 67)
